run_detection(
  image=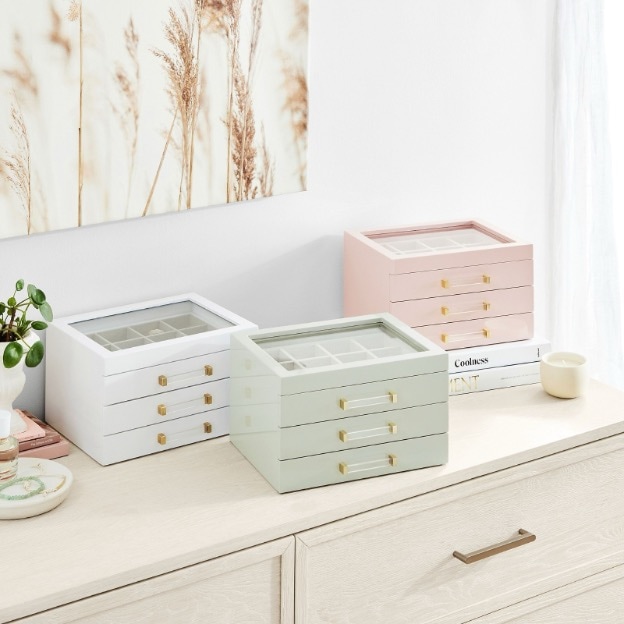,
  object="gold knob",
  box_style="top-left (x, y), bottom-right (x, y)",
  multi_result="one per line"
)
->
top-left (157, 433), bottom-right (167, 445)
top-left (157, 404), bottom-right (167, 416)
top-left (204, 393), bottom-right (213, 405)
top-left (204, 365), bottom-right (213, 376)
top-left (158, 375), bottom-right (167, 387)
top-left (388, 454), bottom-right (397, 467)
top-left (203, 422), bottom-right (212, 434)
